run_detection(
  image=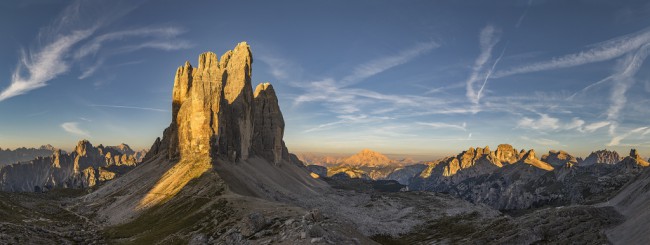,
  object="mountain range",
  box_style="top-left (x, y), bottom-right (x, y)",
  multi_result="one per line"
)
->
top-left (1, 43), bottom-right (649, 244)
top-left (0, 140), bottom-right (146, 192)
top-left (304, 145), bottom-right (649, 210)
top-left (0, 145), bottom-right (58, 167)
